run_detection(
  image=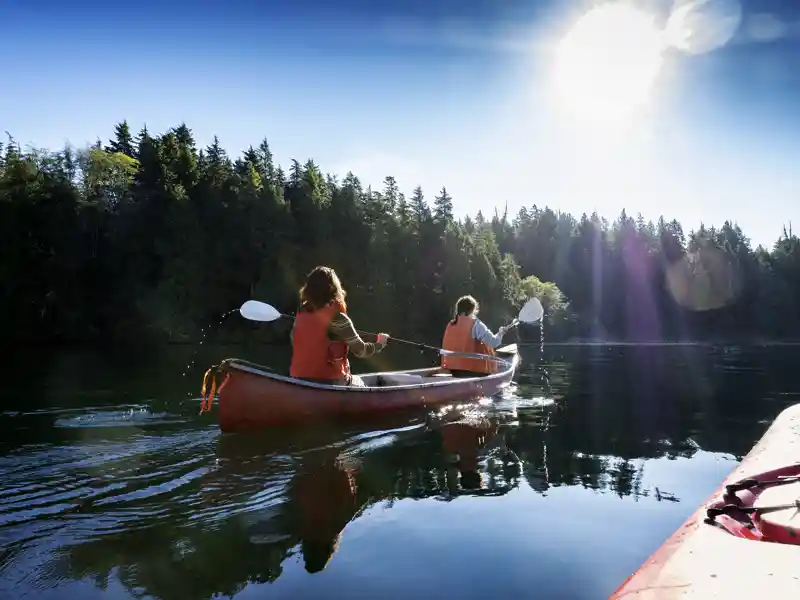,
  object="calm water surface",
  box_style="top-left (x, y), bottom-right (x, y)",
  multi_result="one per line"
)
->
top-left (2, 343), bottom-right (800, 600)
